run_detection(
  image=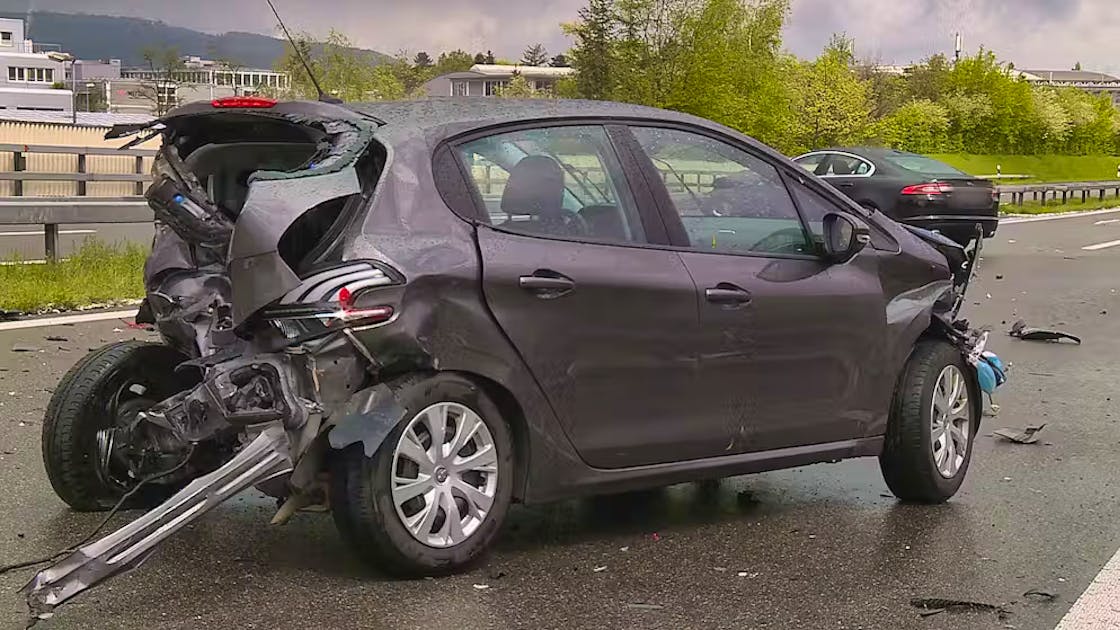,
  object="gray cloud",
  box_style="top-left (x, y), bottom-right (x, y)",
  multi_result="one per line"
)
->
top-left (10, 0), bottom-right (1120, 73)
